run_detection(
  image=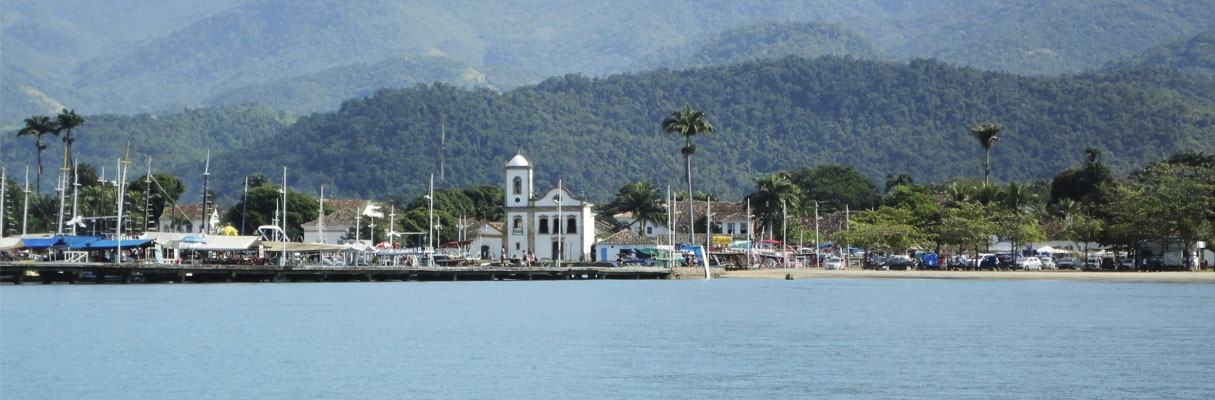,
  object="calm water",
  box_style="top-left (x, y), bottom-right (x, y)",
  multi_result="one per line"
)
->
top-left (2, 278), bottom-right (1214, 399)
